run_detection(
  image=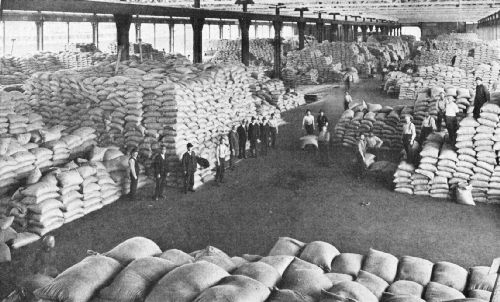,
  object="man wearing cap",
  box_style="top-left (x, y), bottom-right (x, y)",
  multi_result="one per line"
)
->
top-left (445, 96), bottom-right (460, 145)
top-left (473, 77), bottom-right (491, 119)
top-left (181, 143), bottom-right (197, 193)
top-left (128, 148), bottom-right (140, 200)
top-left (152, 145), bottom-right (169, 201)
